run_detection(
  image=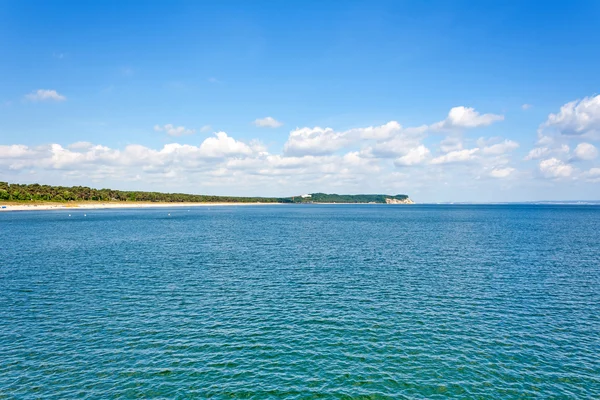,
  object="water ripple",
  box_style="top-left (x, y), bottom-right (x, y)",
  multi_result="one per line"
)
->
top-left (1, 205), bottom-right (599, 398)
